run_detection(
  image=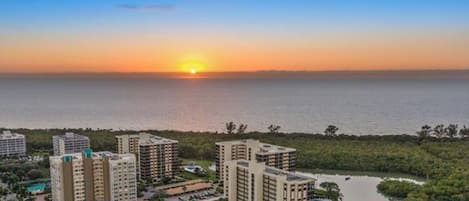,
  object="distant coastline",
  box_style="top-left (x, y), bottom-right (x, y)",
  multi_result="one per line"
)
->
top-left (1, 69), bottom-right (469, 80)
